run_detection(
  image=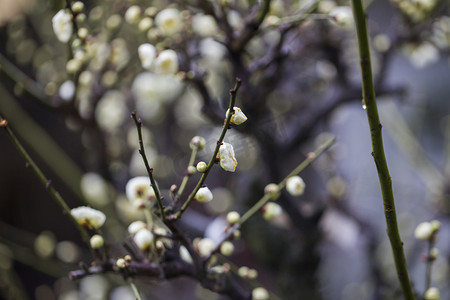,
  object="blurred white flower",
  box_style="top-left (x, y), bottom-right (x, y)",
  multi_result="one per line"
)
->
top-left (414, 221), bottom-right (433, 240)
top-left (219, 142), bottom-right (237, 172)
top-left (155, 8), bottom-right (182, 36)
top-left (124, 5), bottom-right (141, 24)
top-left (132, 72), bottom-right (183, 106)
top-left (134, 228), bottom-right (154, 250)
top-left (71, 206), bottom-right (106, 229)
top-left (80, 172), bottom-right (109, 206)
top-left (128, 220), bottom-right (147, 235)
top-left (226, 107), bottom-right (248, 125)
top-left (80, 275), bottom-right (109, 299)
top-left (286, 176), bottom-right (306, 196)
top-left (125, 176), bottom-right (155, 205)
top-left (403, 42), bottom-right (439, 68)
top-left (329, 6), bottom-right (354, 29)
top-left (110, 286), bottom-right (136, 300)
top-left (424, 287), bottom-right (440, 300)
top-left (220, 241), bottom-right (234, 256)
top-left (95, 90), bottom-right (127, 132)
top-left (195, 187), bottom-right (213, 203)
top-left (252, 287), bottom-right (269, 300)
top-left (179, 245), bottom-right (193, 263)
top-left (59, 80), bottom-right (75, 101)
top-left (154, 49), bottom-right (179, 74)
top-left (138, 43), bottom-right (156, 70)
top-left (197, 238), bottom-right (216, 257)
top-left (192, 14), bottom-right (218, 37)
top-left (52, 10), bottom-right (73, 43)
top-left (109, 39), bottom-right (130, 70)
